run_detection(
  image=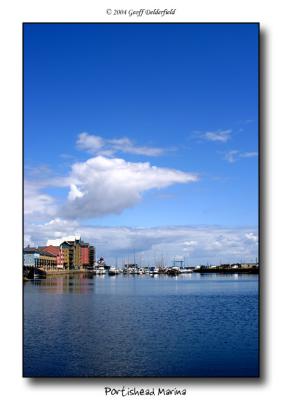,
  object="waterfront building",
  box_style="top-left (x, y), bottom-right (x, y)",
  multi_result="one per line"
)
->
top-left (80, 243), bottom-right (90, 268)
top-left (60, 241), bottom-right (73, 269)
top-left (41, 245), bottom-right (64, 269)
top-left (24, 247), bottom-right (40, 267)
top-left (23, 247), bottom-right (57, 270)
top-left (73, 239), bottom-right (81, 269)
top-left (37, 251), bottom-right (57, 270)
top-left (61, 239), bottom-right (82, 269)
top-left (60, 239), bottom-right (93, 269)
top-left (24, 237), bottom-right (96, 270)
top-left (241, 263), bottom-right (258, 269)
top-left (89, 245), bottom-right (96, 267)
